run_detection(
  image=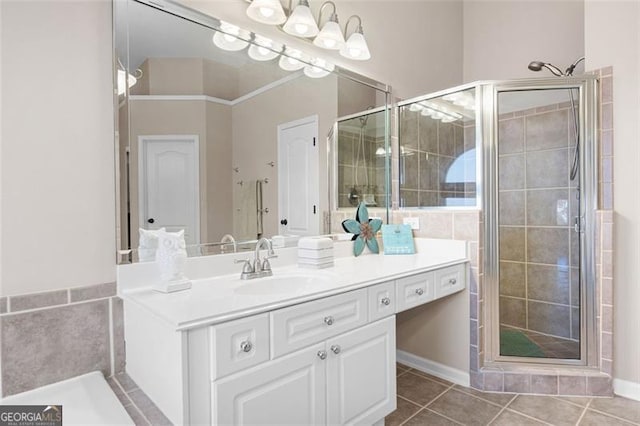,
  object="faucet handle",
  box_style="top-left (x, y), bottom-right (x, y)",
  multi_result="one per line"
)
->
top-left (234, 258), bottom-right (254, 273)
